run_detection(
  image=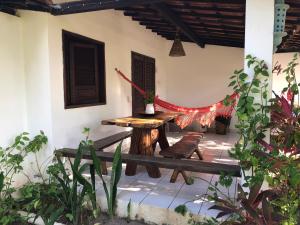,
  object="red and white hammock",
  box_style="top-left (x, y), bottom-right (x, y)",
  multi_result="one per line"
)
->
top-left (115, 68), bottom-right (237, 129)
